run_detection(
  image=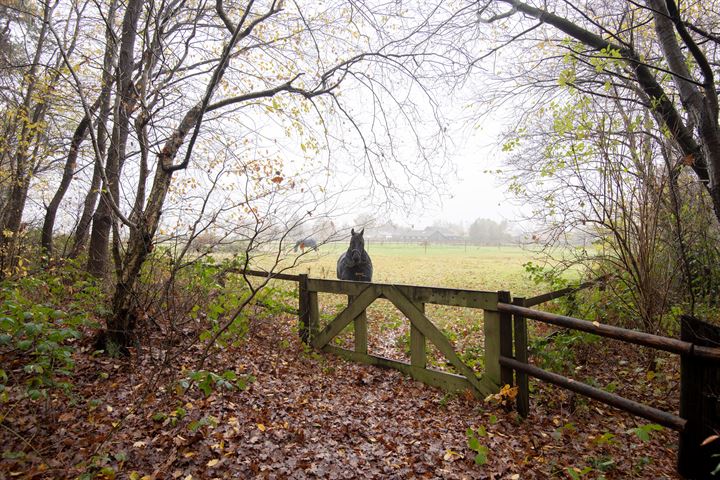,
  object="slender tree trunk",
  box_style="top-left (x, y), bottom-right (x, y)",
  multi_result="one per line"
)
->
top-left (87, 0), bottom-right (142, 277)
top-left (104, 104), bottom-right (202, 350)
top-left (69, 153), bottom-right (102, 258)
top-left (69, 0), bottom-right (118, 259)
top-left (41, 110), bottom-right (95, 255)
